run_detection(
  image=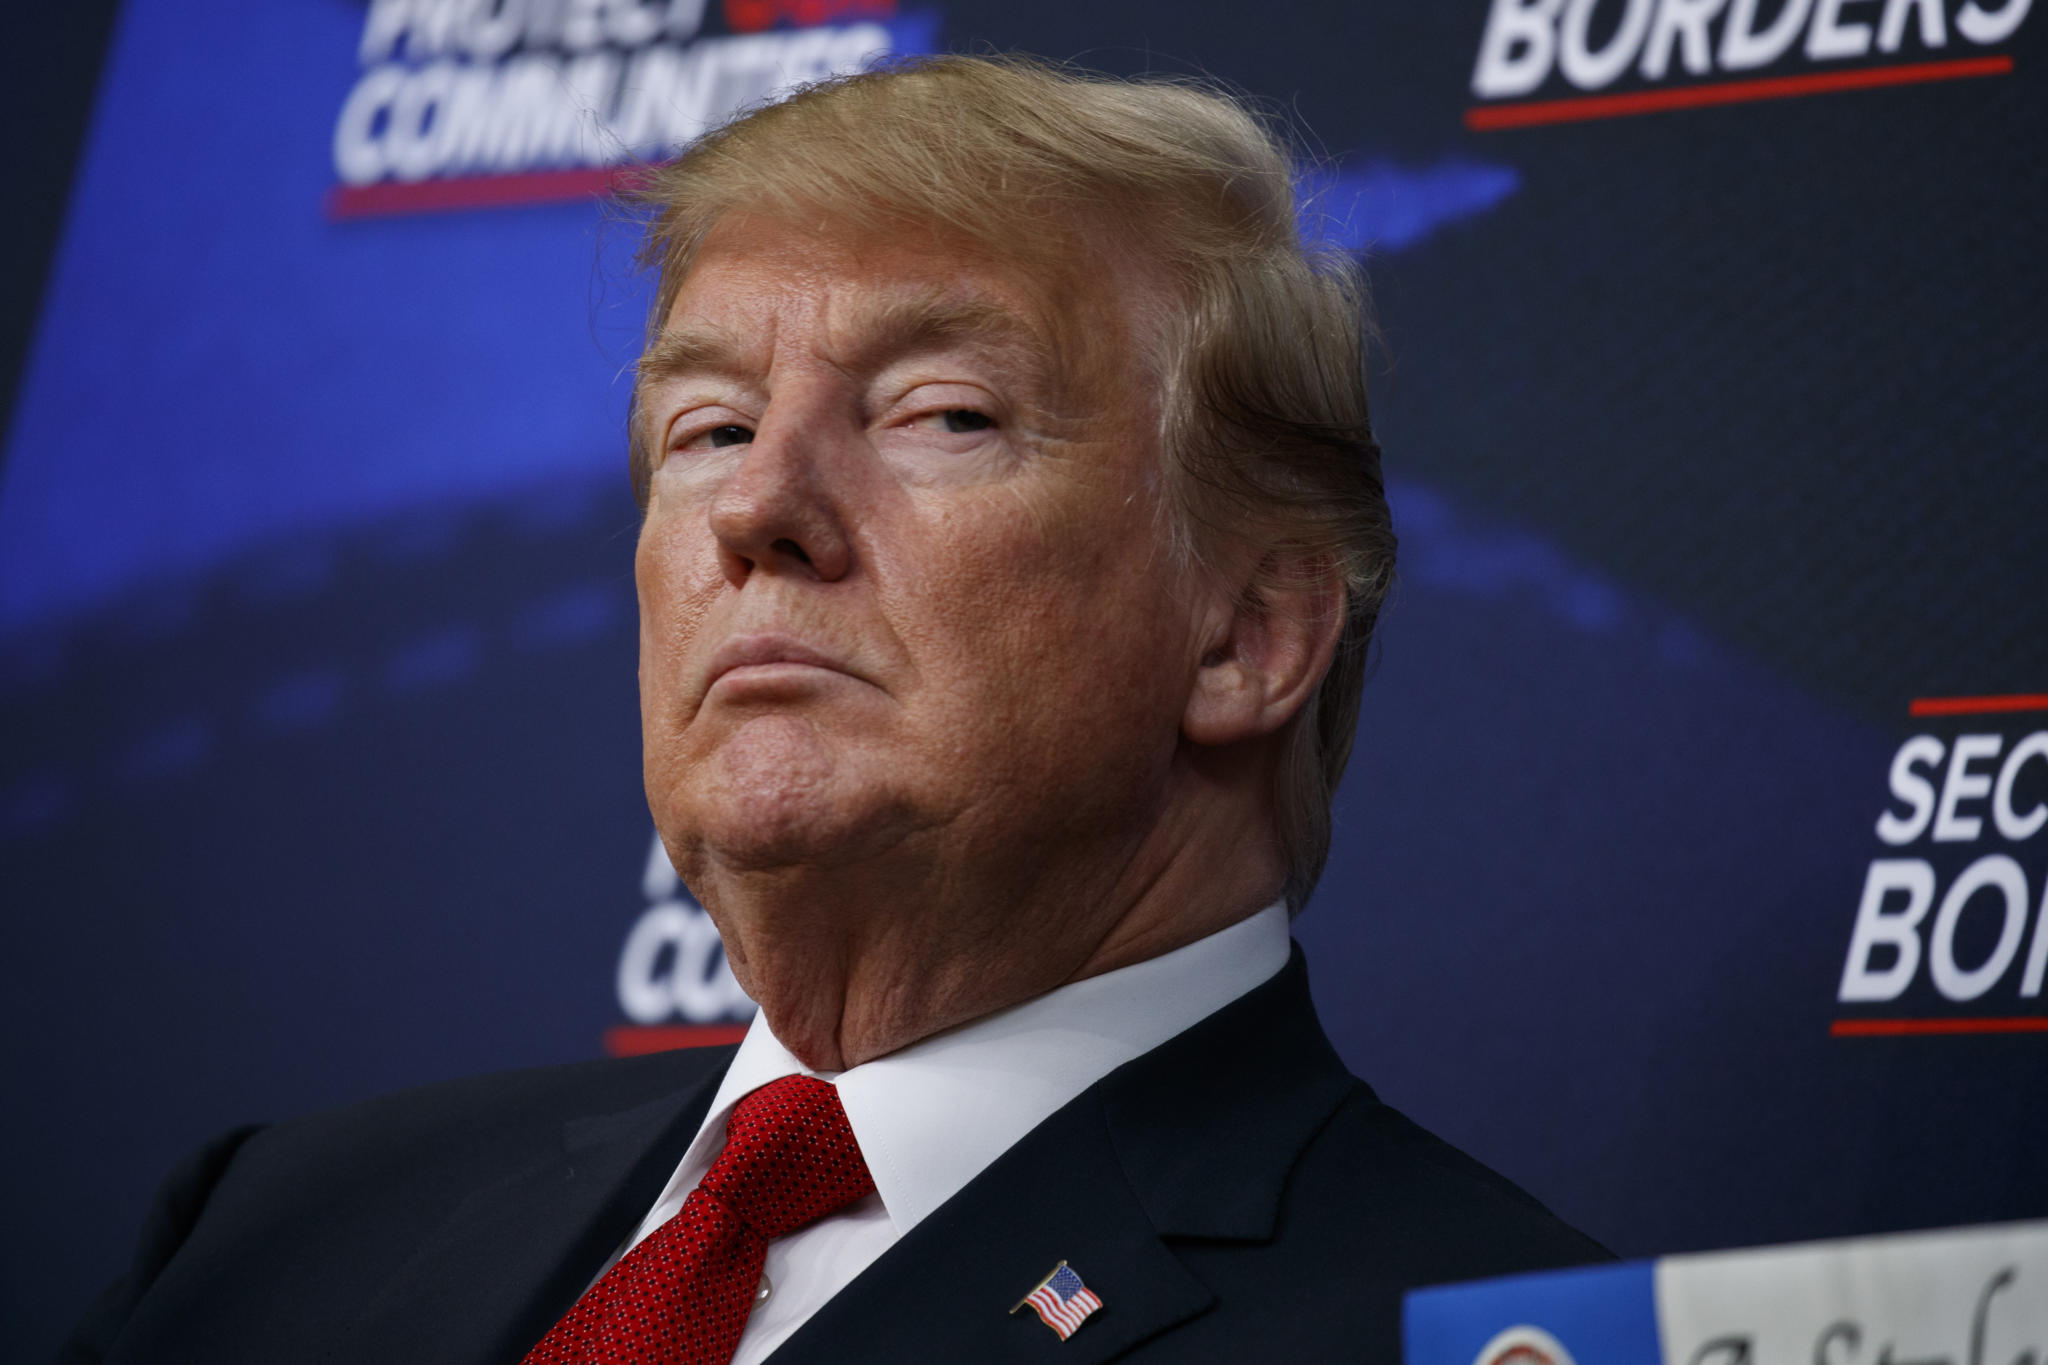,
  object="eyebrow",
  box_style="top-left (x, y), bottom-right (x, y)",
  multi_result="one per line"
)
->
top-left (635, 289), bottom-right (1045, 392)
top-left (635, 319), bottom-right (751, 391)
